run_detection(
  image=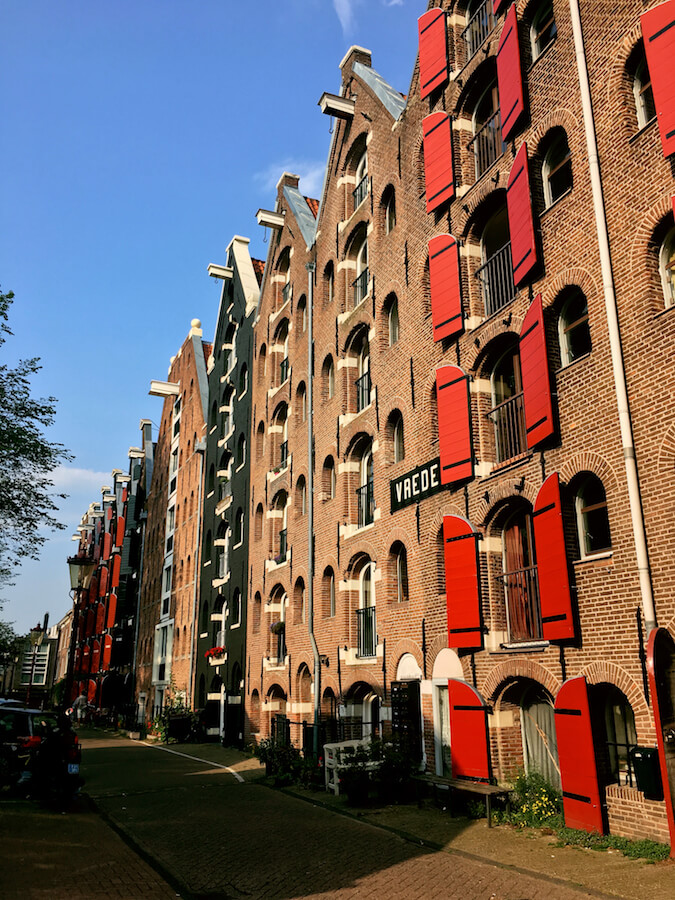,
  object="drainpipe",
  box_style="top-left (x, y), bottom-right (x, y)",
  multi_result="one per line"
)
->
top-left (569, 0), bottom-right (656, 633)
top-left (306, 260), bottom-right (321, 755)
top-left (188, 442), bottom-right (205, 708)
